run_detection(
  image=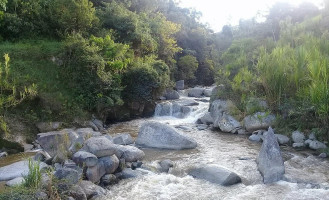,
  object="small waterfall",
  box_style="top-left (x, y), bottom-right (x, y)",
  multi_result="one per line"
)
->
top-left (154, 96), bottom-right (210, 123)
